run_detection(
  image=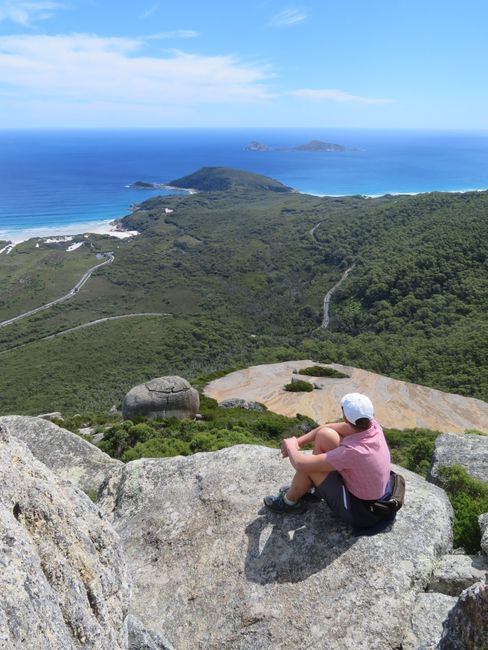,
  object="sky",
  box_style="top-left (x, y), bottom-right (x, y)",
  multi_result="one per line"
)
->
top-left (0, 0), bottom-right (487, 128)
